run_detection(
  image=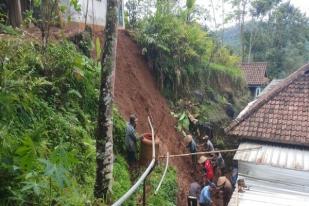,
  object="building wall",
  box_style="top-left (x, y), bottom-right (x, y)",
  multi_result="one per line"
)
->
top-left (239, 161), bottom-right (309, 193)
top-left (61, 0), bottom-right (124, 27)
